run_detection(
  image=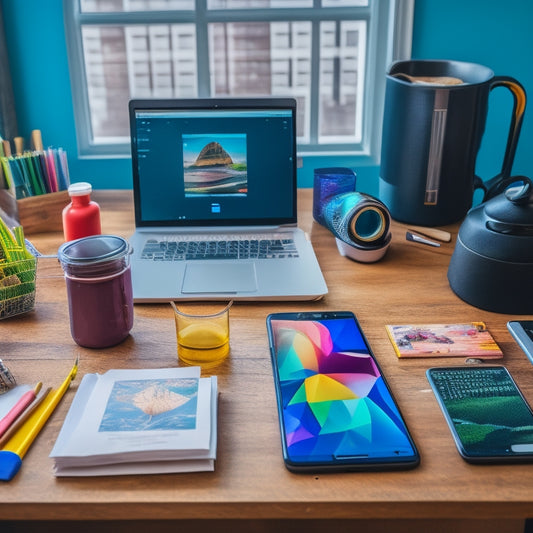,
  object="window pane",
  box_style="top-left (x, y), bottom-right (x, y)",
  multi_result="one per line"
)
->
top-left (81, 26), bottom-right (129, 140)
top-left (321, 0), bottom-right (368, 6)
top-left (318, 20), bottom-right (366, 143)
top-left (80, 18), bottom-right (364, 145)
top-left (81, 0), bottom-right (368, 10)
top-left (82, 24), bottom-right (197, 141)
top-left (209, 21), bottom-right (311, 140)
top-left (208, 0), bottom-right (313, 8)
top-left (80, 0), bottom-right (195, 12)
